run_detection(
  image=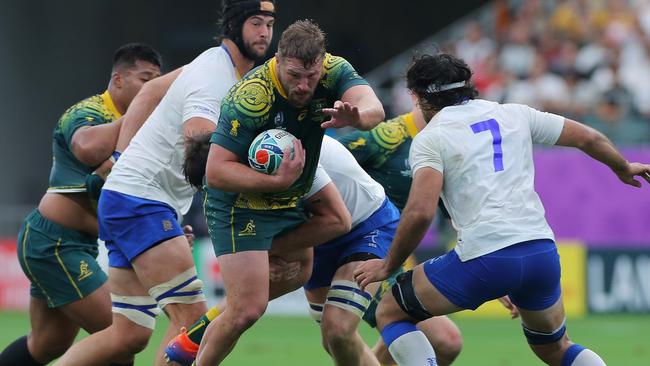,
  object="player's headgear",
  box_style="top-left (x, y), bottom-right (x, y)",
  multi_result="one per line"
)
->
top-left (222, 0), bottom-right (276, 60)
